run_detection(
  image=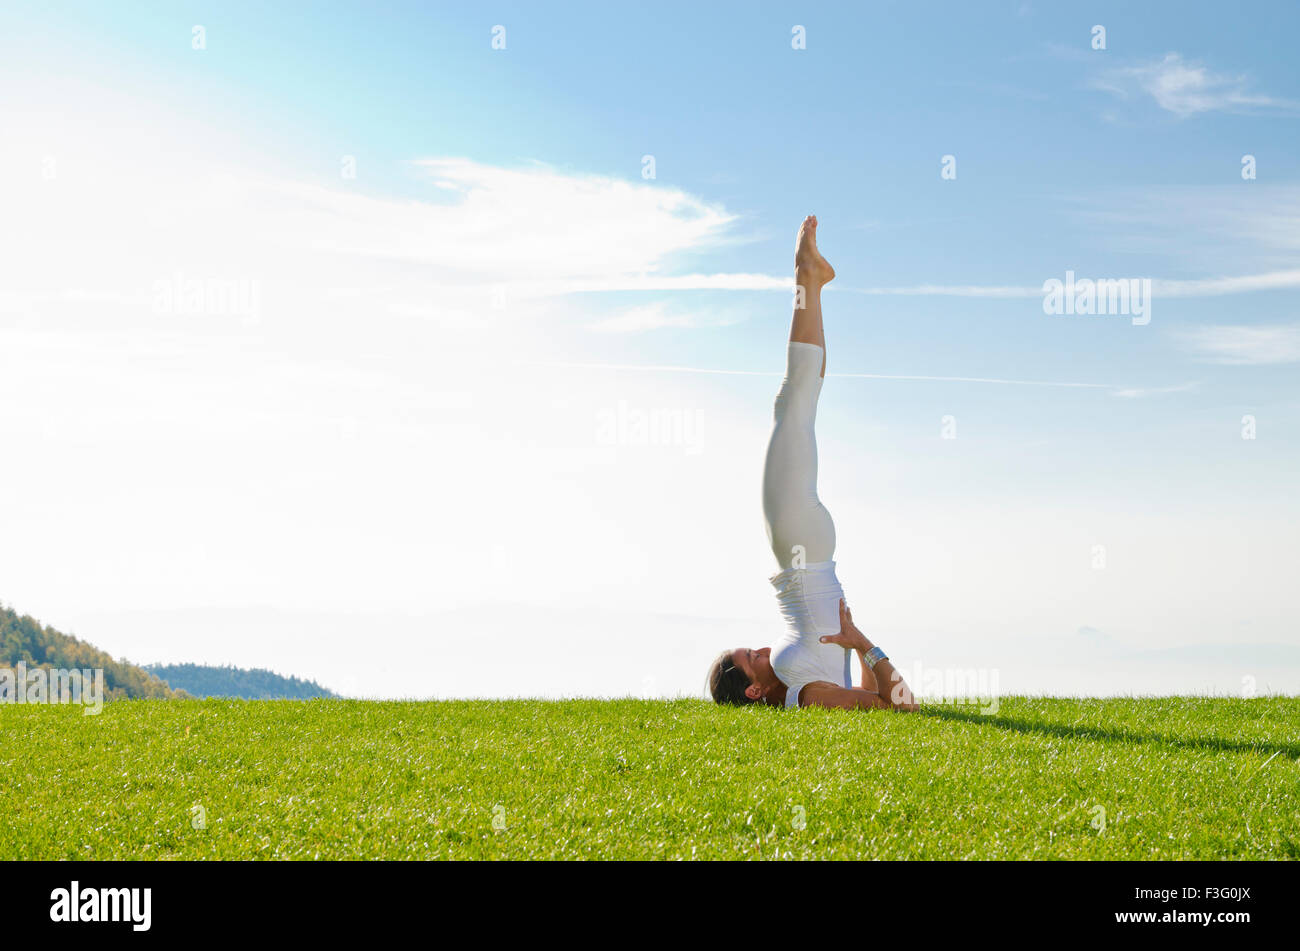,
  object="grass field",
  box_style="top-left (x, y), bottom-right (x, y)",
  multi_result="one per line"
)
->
top-left (2, 697), bottom-right (1297, 860)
